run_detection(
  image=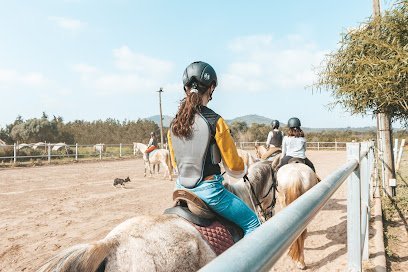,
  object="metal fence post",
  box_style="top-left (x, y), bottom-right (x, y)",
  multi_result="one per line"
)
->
top-left (317, 142), bottom-right (320, 151)
top-left (120, 143), bottom-right (122, 158)
top-left (360, 142), bottom-right (369, 260)
top-left (75, 143), bottom-right (78, 161)
top-left (99, 145), bottom-right (102, 160)
top-left (347, 142), bottom-right (362, 272)
top-left (48, 143), bottom-right (51, 163)
top-left (13, 143), bottom-right (17, 164)
top-left (335, 141), bottom-right (338, 151)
